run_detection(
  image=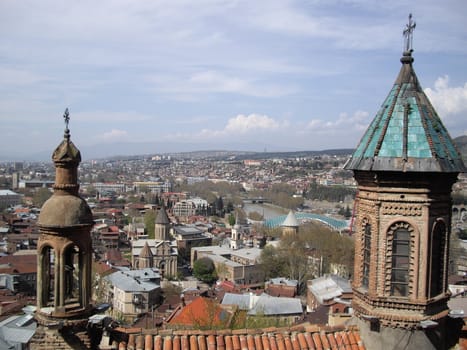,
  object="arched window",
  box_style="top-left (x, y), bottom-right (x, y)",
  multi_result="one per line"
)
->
top-left (41, 245), bottom-right (55, 306)
top-left (362, 221), bottom-right (371, 289)
top-left (389, 222), bottom-right (412, 297)
top-left (64, 244), bottom-right (80, 304)
top-left (429, 221), bottom-right (446, 297)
